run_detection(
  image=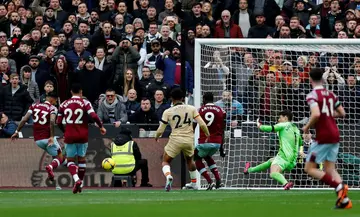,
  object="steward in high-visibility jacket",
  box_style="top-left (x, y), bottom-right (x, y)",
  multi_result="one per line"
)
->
top-left (111, 127), bottom-right (152, 187)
